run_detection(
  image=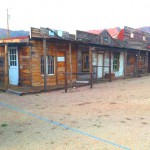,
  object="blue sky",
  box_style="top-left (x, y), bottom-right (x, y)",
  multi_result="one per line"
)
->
top-left (0, 0), bottom-right (149, 33)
